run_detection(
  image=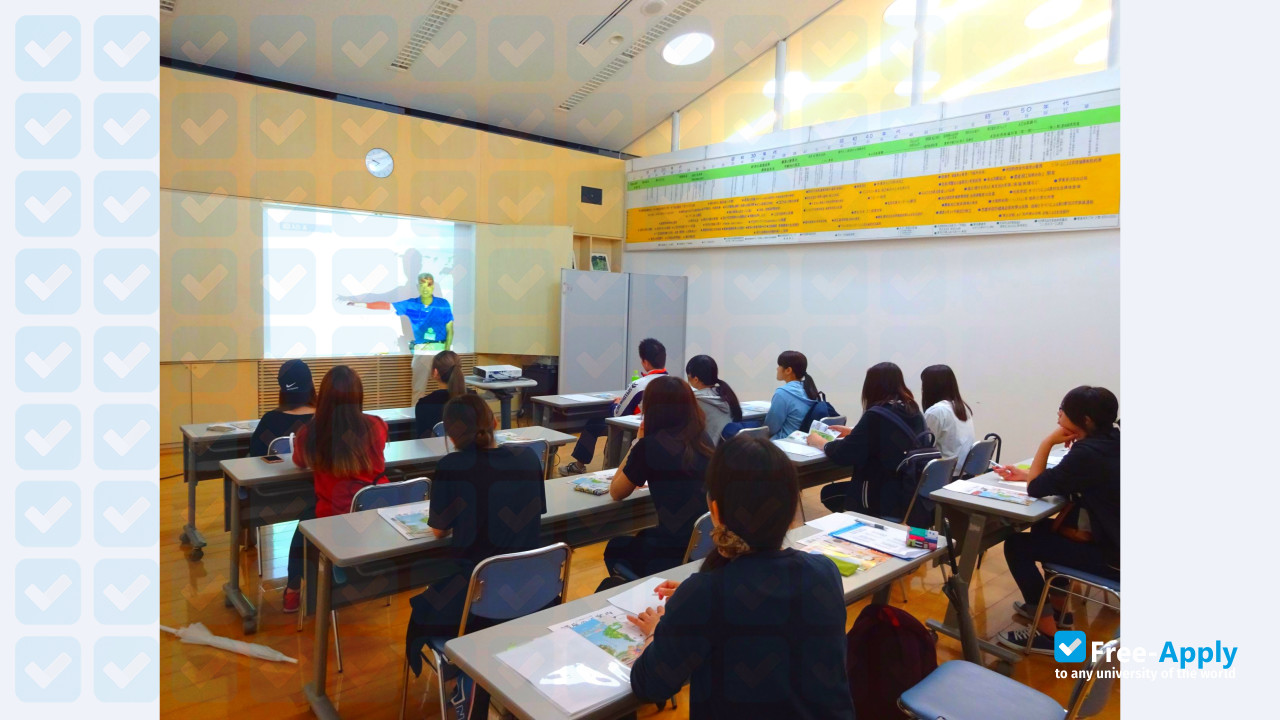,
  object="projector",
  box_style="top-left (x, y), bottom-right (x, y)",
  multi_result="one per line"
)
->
top-left (474, 365), bottom-right (522, 381)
